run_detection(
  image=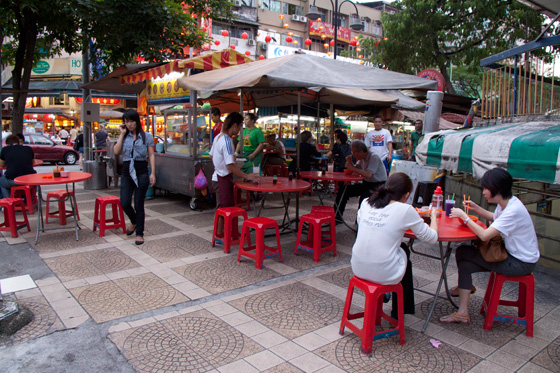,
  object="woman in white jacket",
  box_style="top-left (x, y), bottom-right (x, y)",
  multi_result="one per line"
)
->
top-left (351, 172), bottom-right (439, 319)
